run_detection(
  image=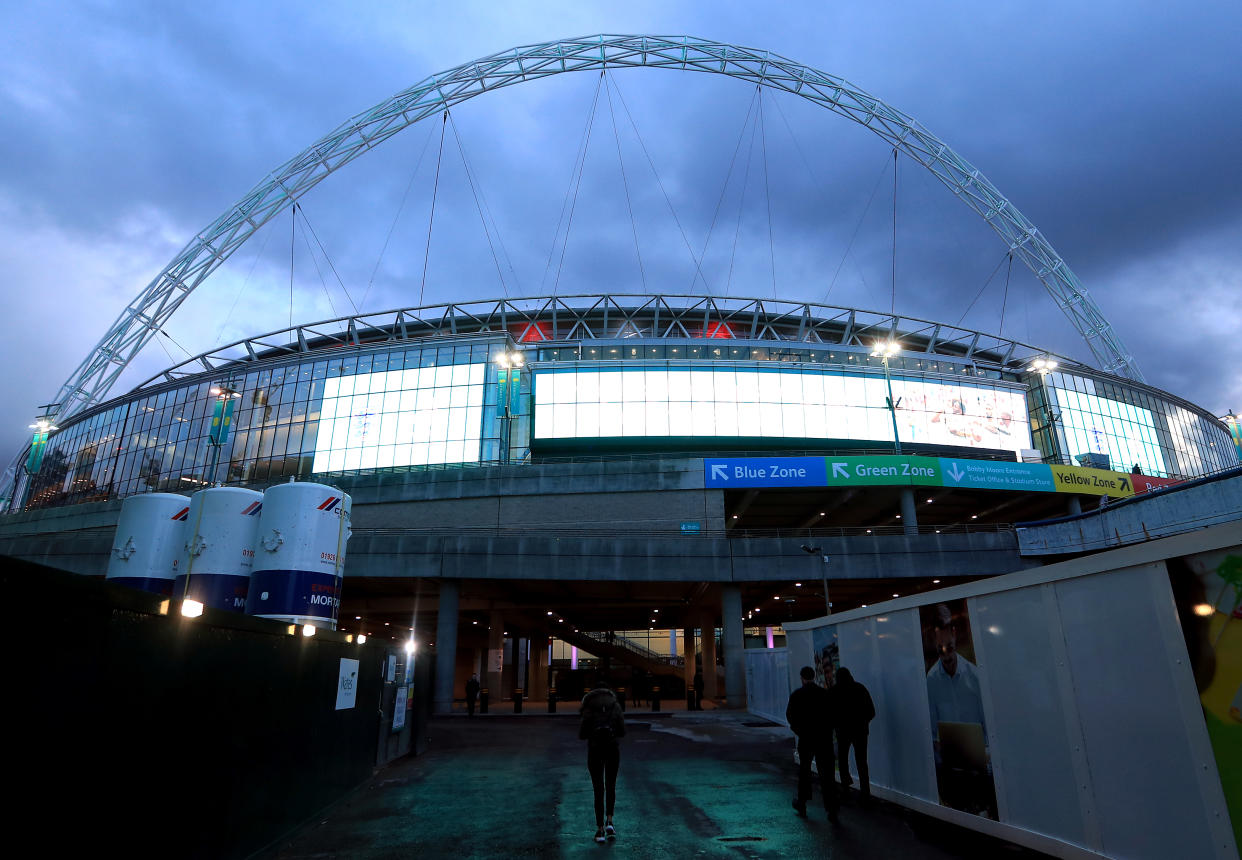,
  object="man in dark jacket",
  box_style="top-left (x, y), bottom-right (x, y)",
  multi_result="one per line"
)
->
top-left (833, 667), bottom-right (876, 803)
top-left (579, 679), bottom-right (626, 842)
top-left (786, 665), bottom-right (839, 822)
top-left (464, 674), bottom-right (480, 717)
